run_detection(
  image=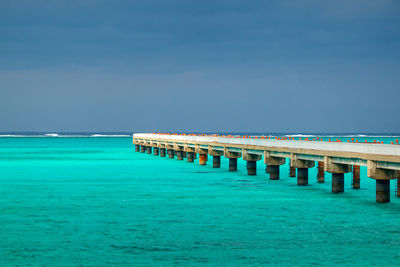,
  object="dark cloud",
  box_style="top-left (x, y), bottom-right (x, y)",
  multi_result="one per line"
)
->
top-left (0, 0), bottom-right (399, 132)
